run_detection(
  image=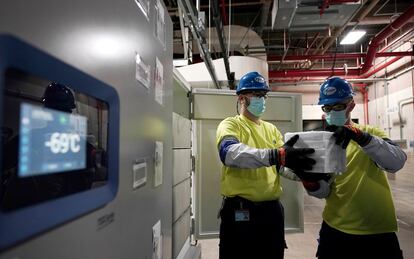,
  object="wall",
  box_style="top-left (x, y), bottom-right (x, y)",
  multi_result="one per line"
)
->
top-left (368, 42), bottom-right (414, 148)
